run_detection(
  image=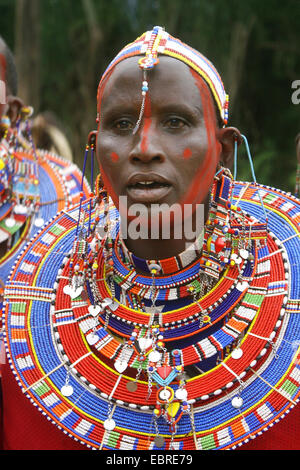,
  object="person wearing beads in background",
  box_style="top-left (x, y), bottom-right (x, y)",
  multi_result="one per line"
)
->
top-left (1, 27), bottom-right (300, 451)
top-left (0, 38), bottom-right (90, 374)
top-left (0, 36), bottom-right (90, 292)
